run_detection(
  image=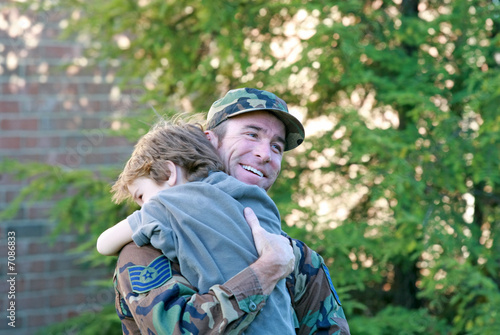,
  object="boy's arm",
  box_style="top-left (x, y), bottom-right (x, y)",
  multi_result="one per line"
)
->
top-left (96, 219), bottom-right (133, 256)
